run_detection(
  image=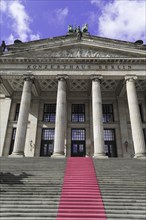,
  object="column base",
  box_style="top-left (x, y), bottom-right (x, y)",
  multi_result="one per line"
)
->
top-left (134, 153), bottom-right (146, 159)
top-left (93, 153), bottom-right (108, 159)
top-left (51, 152), bottom-right (65, 158)
top-left (9, 152), bottom-right (25, 157)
